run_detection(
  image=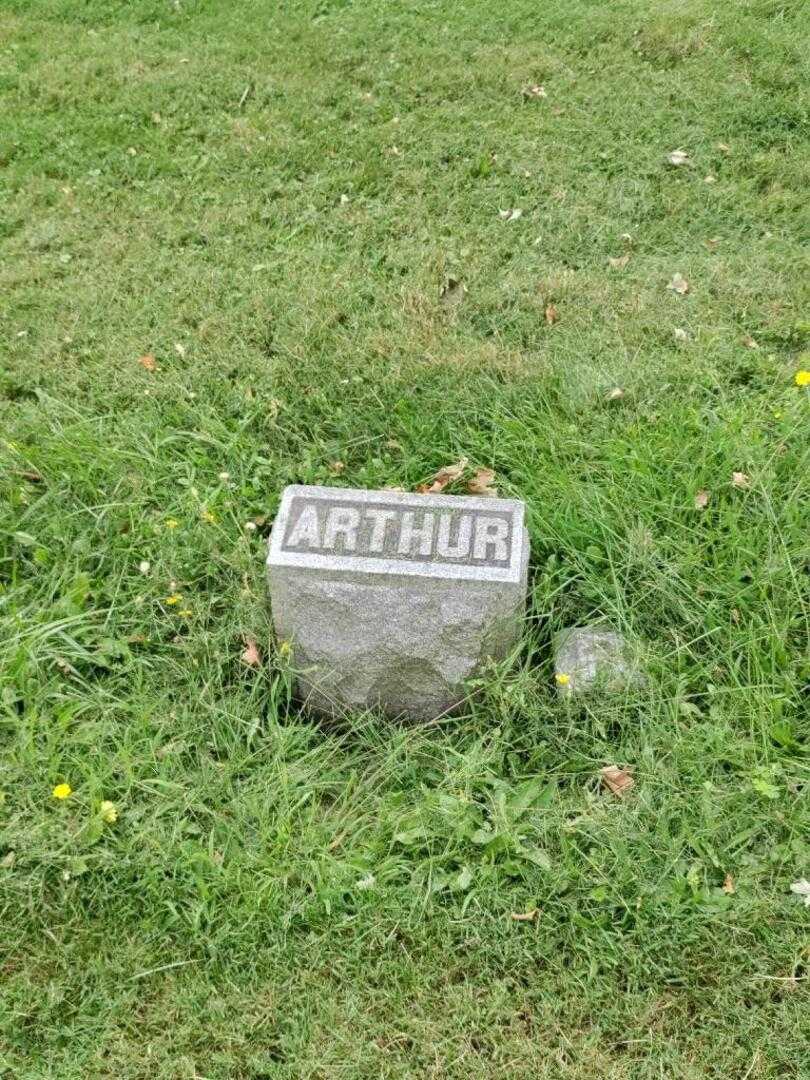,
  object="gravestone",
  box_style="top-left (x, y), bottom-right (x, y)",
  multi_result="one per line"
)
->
top-left (267, 484), bottom-right (529, 720)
